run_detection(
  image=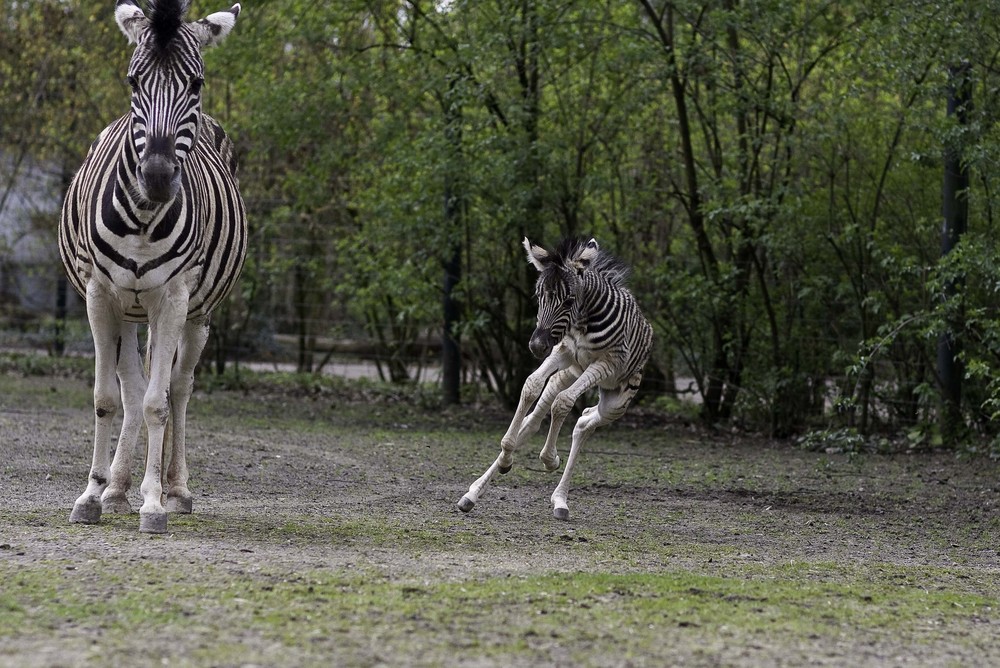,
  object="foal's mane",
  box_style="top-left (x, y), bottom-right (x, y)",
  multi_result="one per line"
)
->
top-left (553, 237), bottom-right (631, 288)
